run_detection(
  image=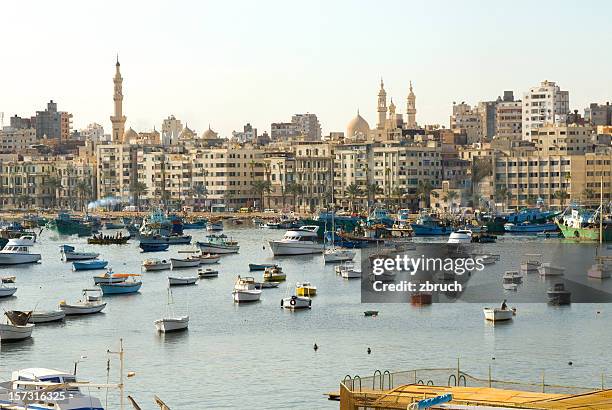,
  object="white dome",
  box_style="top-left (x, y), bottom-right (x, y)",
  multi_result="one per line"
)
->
top-left (179, 125), bottom-right (195, 139)
top-left (346, 111), bottom-right (370, 139)
top-left (123, 127), bottom-right (138, 141)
